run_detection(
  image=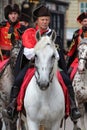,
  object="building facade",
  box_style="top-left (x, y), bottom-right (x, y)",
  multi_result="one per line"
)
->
top-left (66, 0), bottom-right (87, 47)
